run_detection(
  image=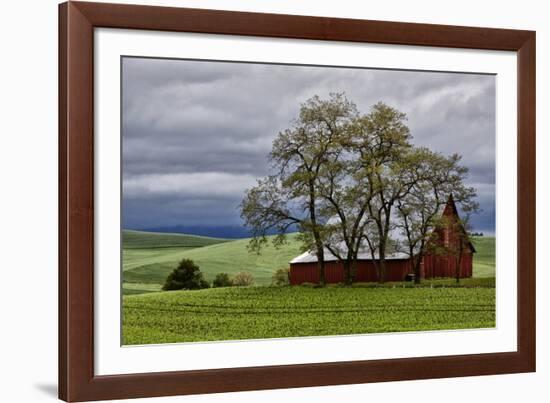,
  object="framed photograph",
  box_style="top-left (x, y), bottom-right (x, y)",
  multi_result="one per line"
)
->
top-left (59, 1), bottom-right (535, 401)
